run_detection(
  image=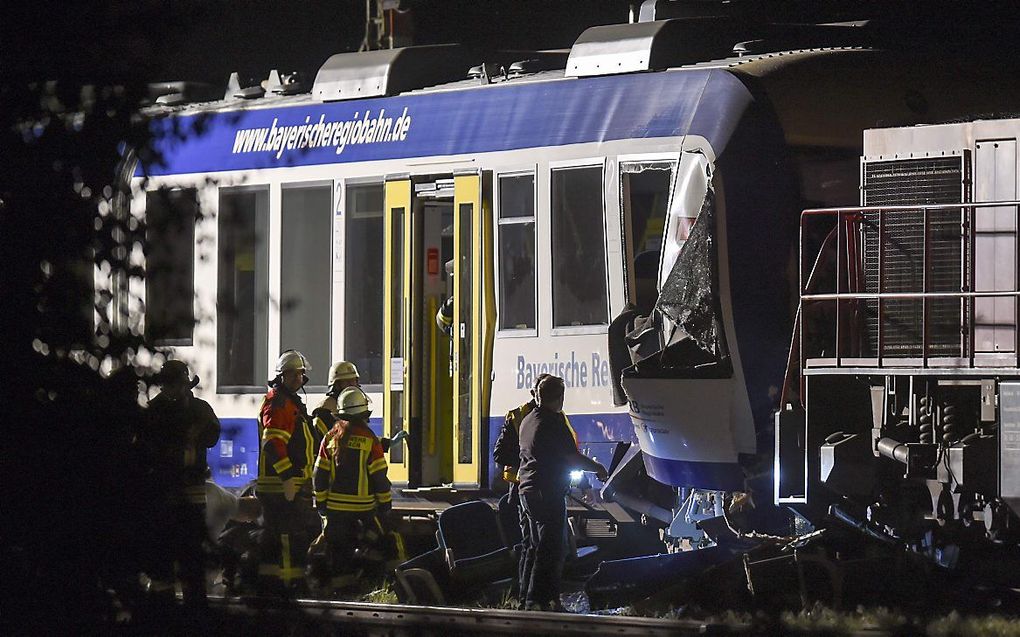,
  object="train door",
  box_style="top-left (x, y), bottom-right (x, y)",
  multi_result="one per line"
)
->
top-left (411, 177), bottom-right (455, 486)
top-left (452, 171), bottom-right (495, 487)
top-left (383, 172), bottom-right (494, 488)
